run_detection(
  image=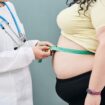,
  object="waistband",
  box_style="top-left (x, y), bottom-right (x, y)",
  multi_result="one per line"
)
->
top-left (56, 71), bottom-right (91, 83)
